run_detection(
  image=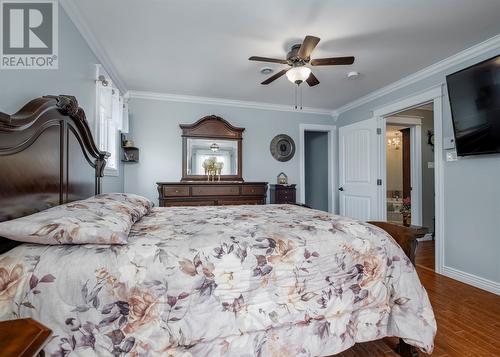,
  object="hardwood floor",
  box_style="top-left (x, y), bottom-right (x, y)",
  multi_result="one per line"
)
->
top-left (334, 250), bottom-right (500, 356)
top-left (416, 240), bottom-right (435, 271)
